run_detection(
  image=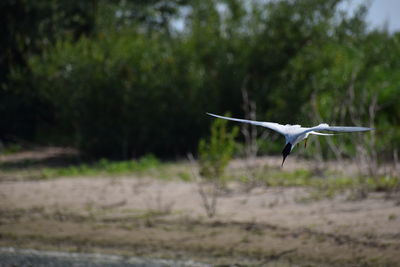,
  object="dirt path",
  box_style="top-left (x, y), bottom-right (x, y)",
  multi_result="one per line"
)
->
top-left (1, 176), bottom-right (400, 266)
